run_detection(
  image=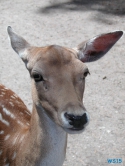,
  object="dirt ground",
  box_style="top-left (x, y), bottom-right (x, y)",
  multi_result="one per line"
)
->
top-left (0, 0), bottom-right (125, 165)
